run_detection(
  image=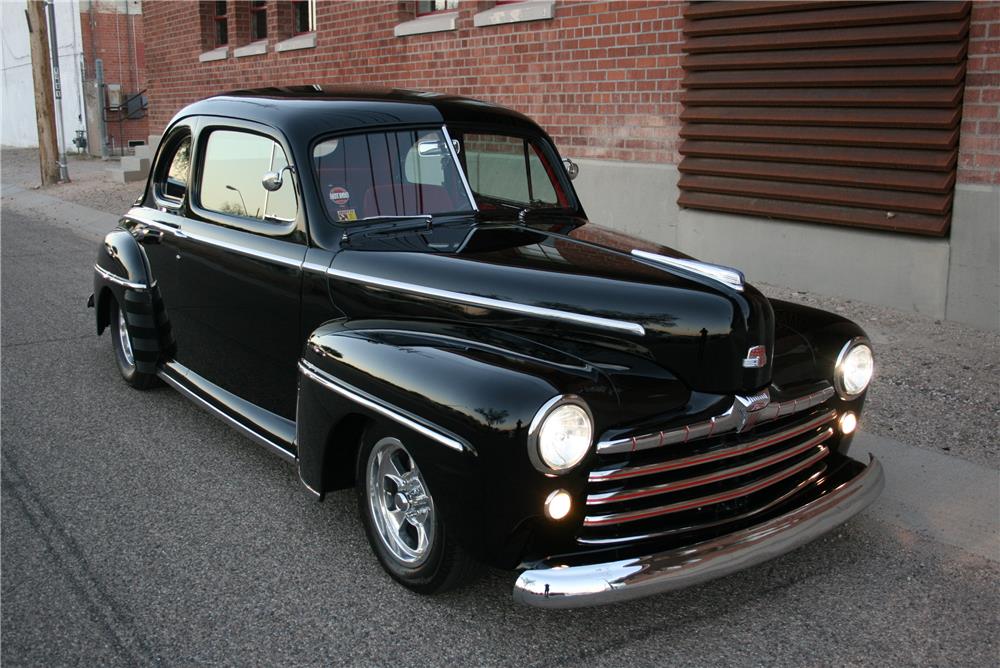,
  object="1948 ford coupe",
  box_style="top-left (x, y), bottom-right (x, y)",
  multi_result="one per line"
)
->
top-left (90, 88), bottom-right (882, 608)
